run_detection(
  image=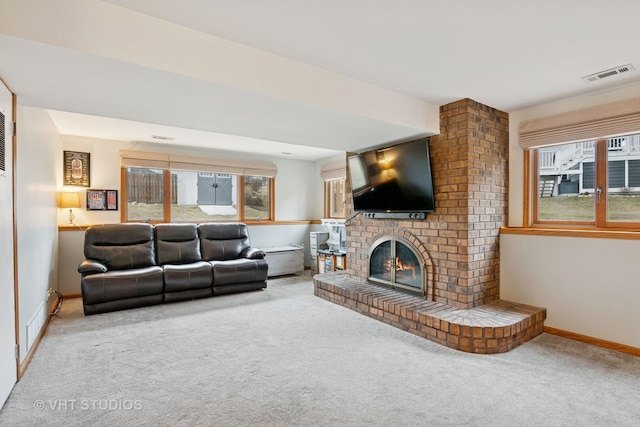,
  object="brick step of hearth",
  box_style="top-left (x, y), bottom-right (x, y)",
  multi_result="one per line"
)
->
top-left (313, 272), bottom-right (546, 354)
